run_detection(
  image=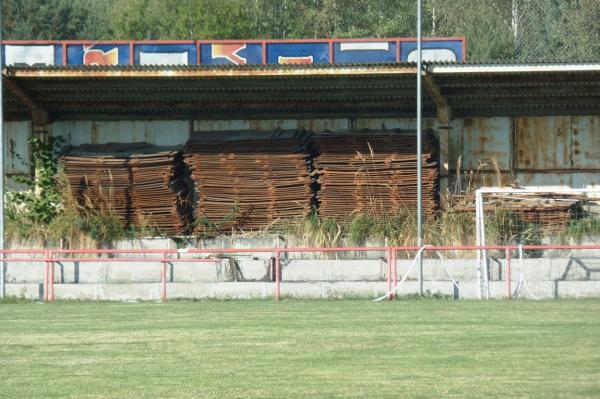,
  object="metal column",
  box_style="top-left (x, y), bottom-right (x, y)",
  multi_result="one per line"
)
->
top-left (0, 2), bottom-right (5, 299)
top-left (416, 0), bottom-right (424, 296)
